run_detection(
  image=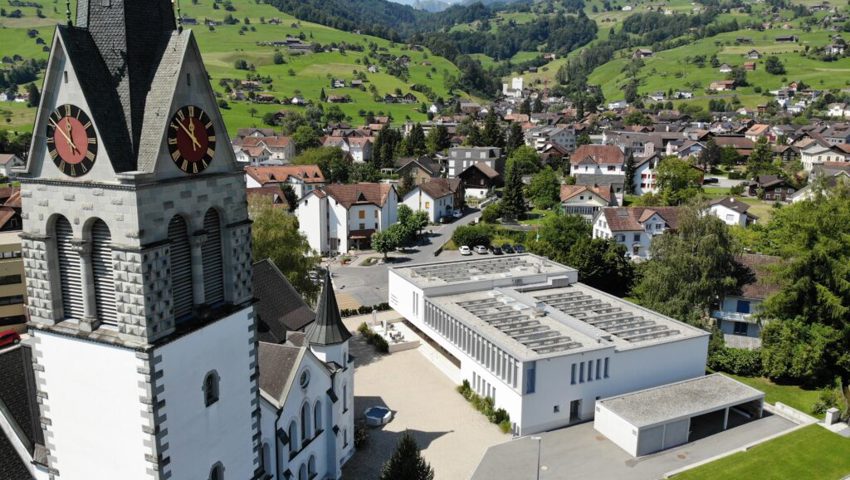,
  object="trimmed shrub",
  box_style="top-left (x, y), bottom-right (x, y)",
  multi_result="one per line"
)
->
top-left (452, 224), bottom-right (493, 248)
top-left (708, 346), bottom-right (763, 377)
